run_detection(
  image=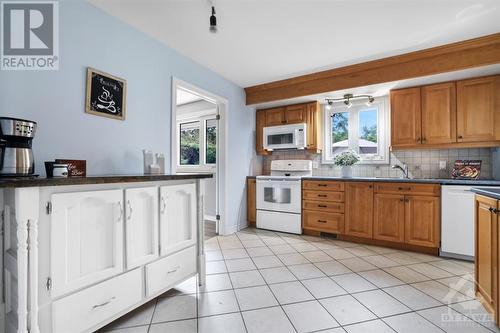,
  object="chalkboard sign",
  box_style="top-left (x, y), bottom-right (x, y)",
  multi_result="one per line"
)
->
top-left (85, 68), bottom-right (127, 120)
